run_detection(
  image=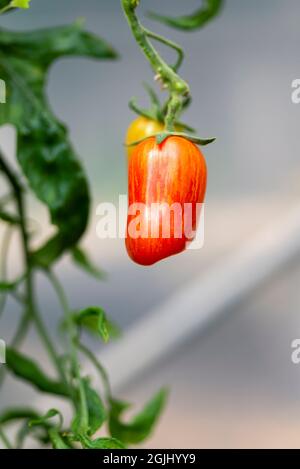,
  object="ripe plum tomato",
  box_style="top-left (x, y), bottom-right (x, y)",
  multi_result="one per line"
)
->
top-left (126, 136), bottom-right (207, 266)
